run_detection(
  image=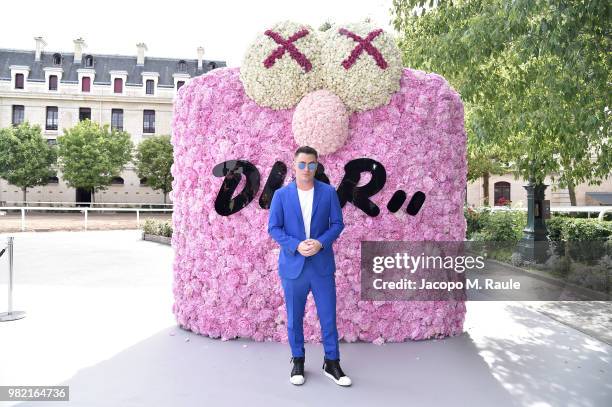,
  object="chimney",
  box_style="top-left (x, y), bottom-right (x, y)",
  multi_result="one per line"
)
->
top-left (73, 37), bottom-right (86, 64)
top-left (34, 37), bottom-right (47, 62)
top-left (136, 43), bottom-right (147, 66)
top-left (197, 46), bottom-right (205, 70)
